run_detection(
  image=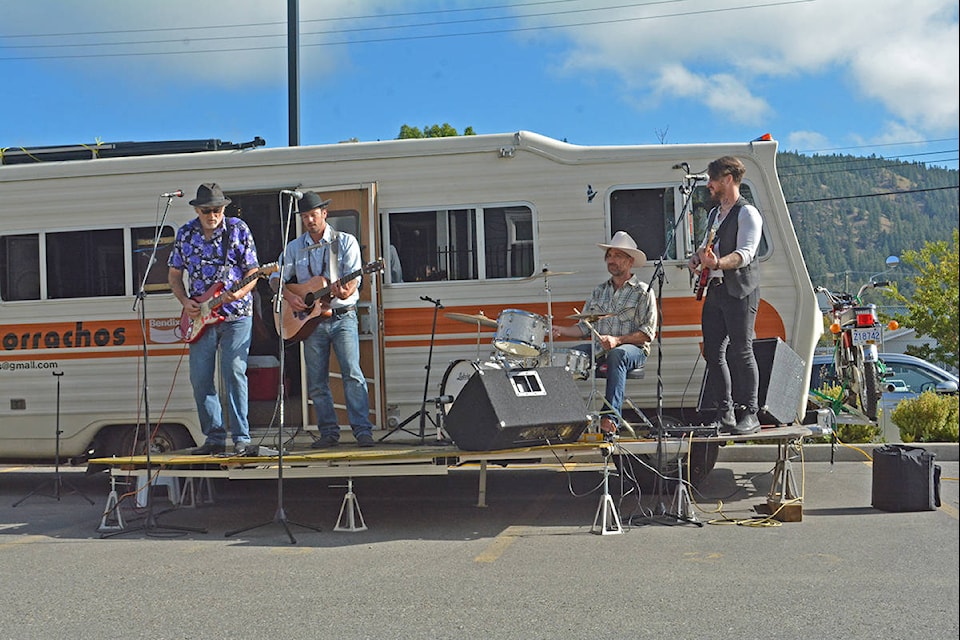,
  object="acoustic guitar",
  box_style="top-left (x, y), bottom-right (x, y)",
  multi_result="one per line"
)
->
top-left (274, 259), bottom-right (384, 343)
top-left (693, 228), bottom-right (716, 301)
top-left (180, 263), bottom-right (279, 343)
